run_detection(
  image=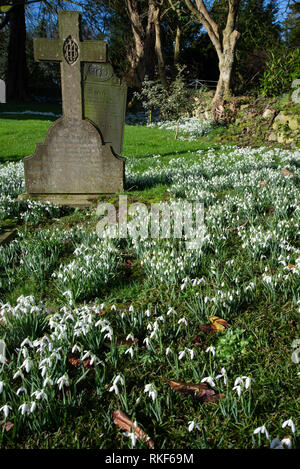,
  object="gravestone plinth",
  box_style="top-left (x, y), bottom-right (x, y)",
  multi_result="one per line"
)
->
top-left (20, 11), bottom-right (125, 207)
